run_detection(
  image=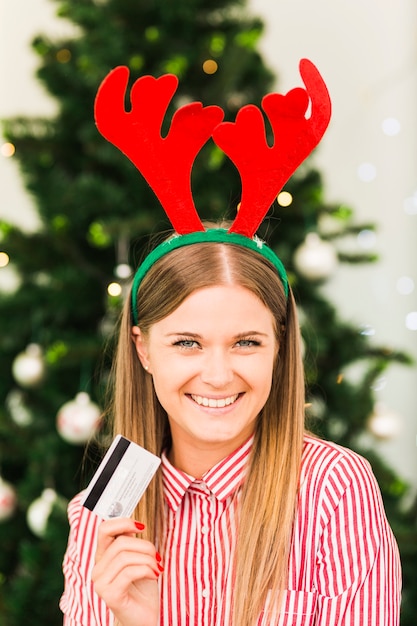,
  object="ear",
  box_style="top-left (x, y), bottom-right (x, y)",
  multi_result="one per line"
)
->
top-left (131, 326), bottom-right (152, 373)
